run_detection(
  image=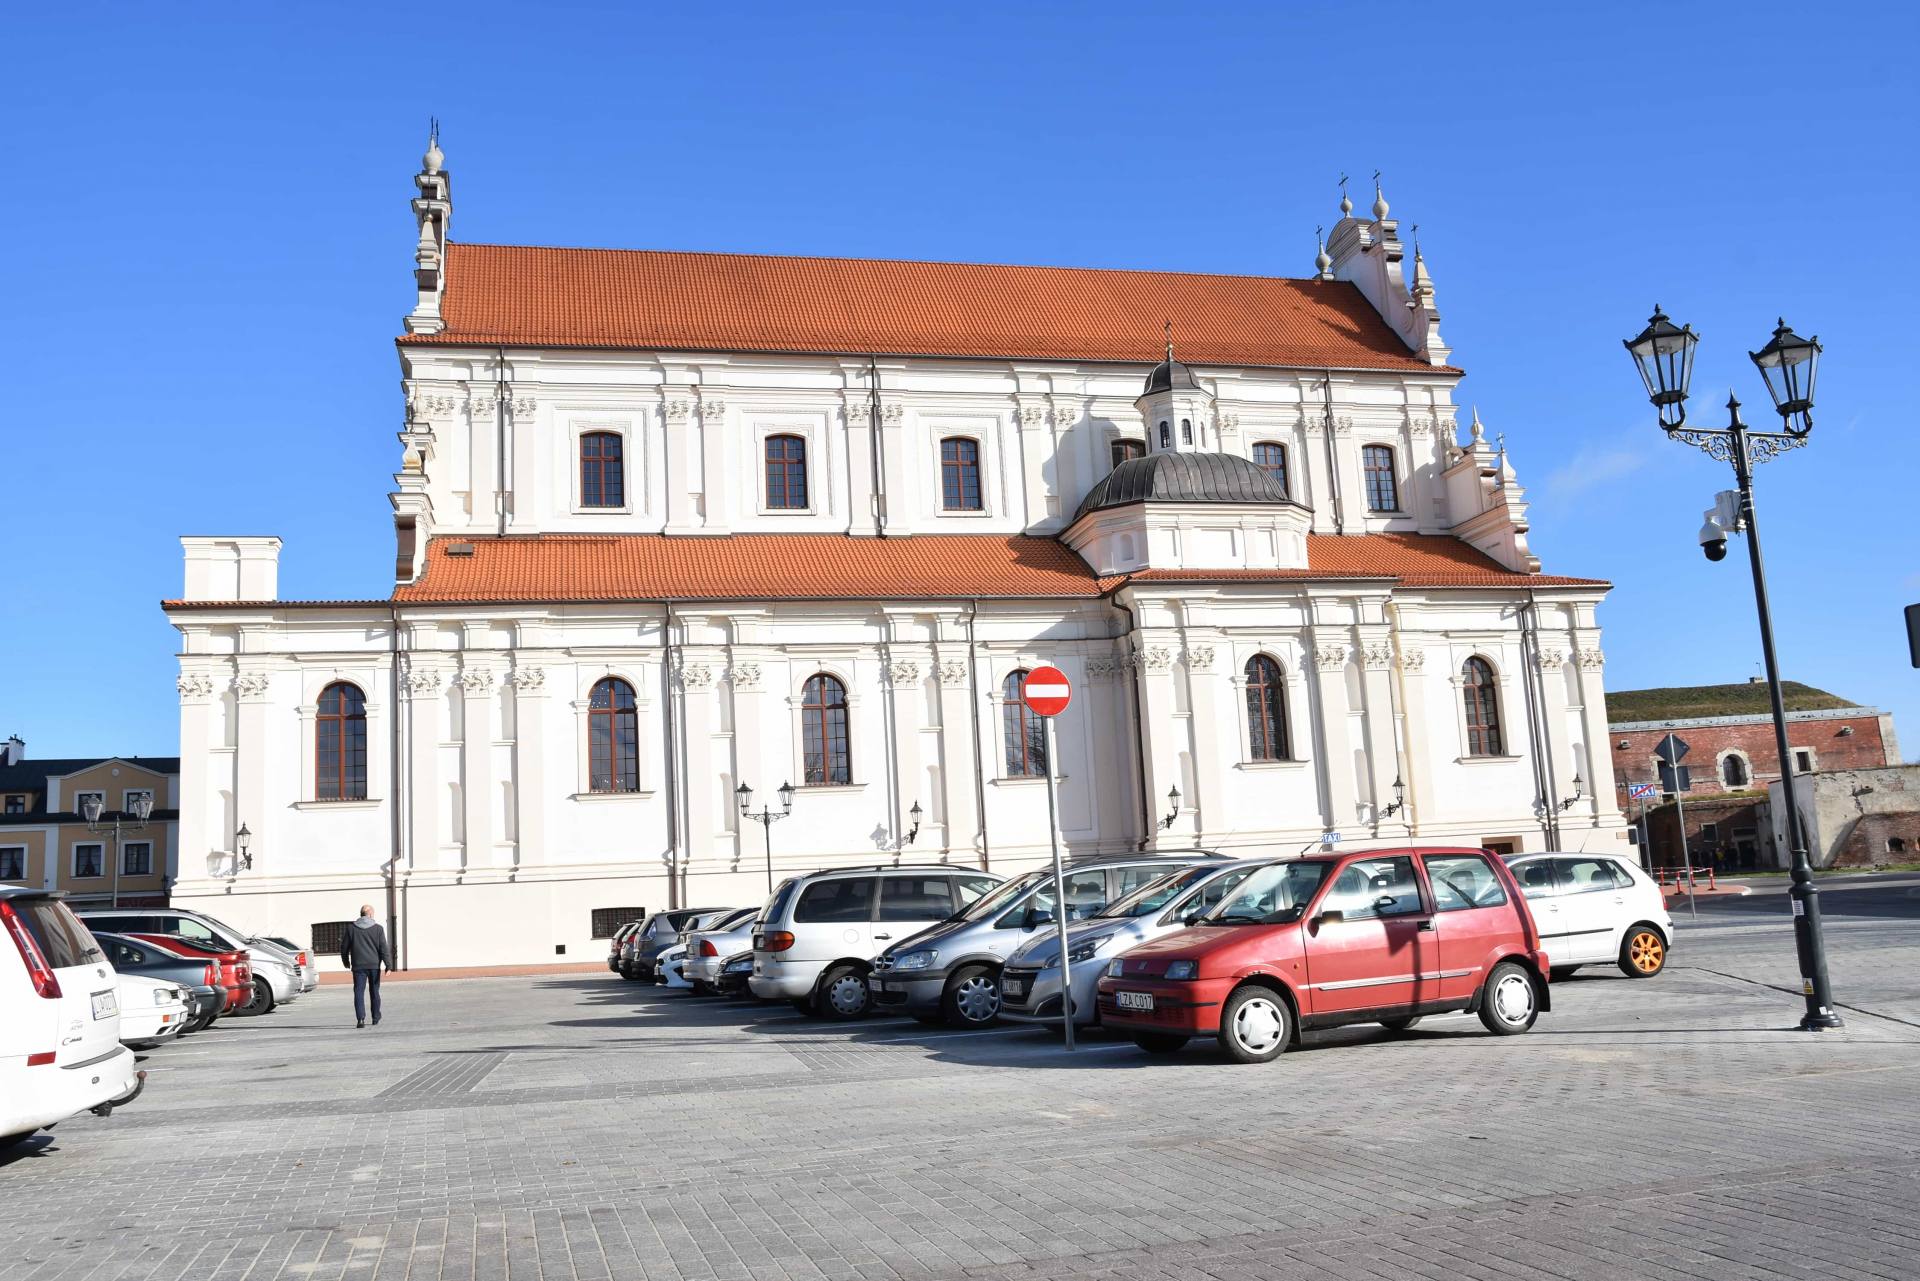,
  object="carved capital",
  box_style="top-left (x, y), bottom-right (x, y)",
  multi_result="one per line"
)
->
top-left (176, 672), bottom-right (216, 701)
top-left (1331, 416), bottom-right (1355, 437)
top-left (1137, 645), bottom-right (1175, 673)
top-left (1362, 641), bottom-right (1396, 671)
top-left (700, 396), bottom-right (727, 420)
top-left (232, 671), bottom-right (272, 699)
top-left (1574, 648), bottom-right (1606, 671)
top-left (729, 661), bottom-right (762, 691)
top-left (886, 660), bottom-right (922, 688)
top-left (1084, 657), bottom-right (1120, 682)
top-left (1216, 411), bottom-right (1241, 435)
top-left (507, 665), bottom-right (545, 691)
top-left (409, 389), bottom-right (459, 419)
top-left (936, 659), bottom-right (970, 687)
top-left (1183, 645), bottom-right (1216, 672)
top-left (403, 667), bottom-right (444, 695)
top-left (1397, 644), bottom-right (1427, 674)
top-left (1052, 404), bottom-right (1080, 429)
top-left (662, 398), bottom-right (693, 424)
top-left (1312, 644), bottom-right (1350, 671)
top-left (512, 396), bottom-right (536, 418)
top-left (1016, 404), bottom-right (1047, 428)
top-left (1533, 646), bottom-right (1566, 670)
top-left (455, 667), bottom-right (496, 694)
top-left (880, 402), bottom-right (905, 426)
